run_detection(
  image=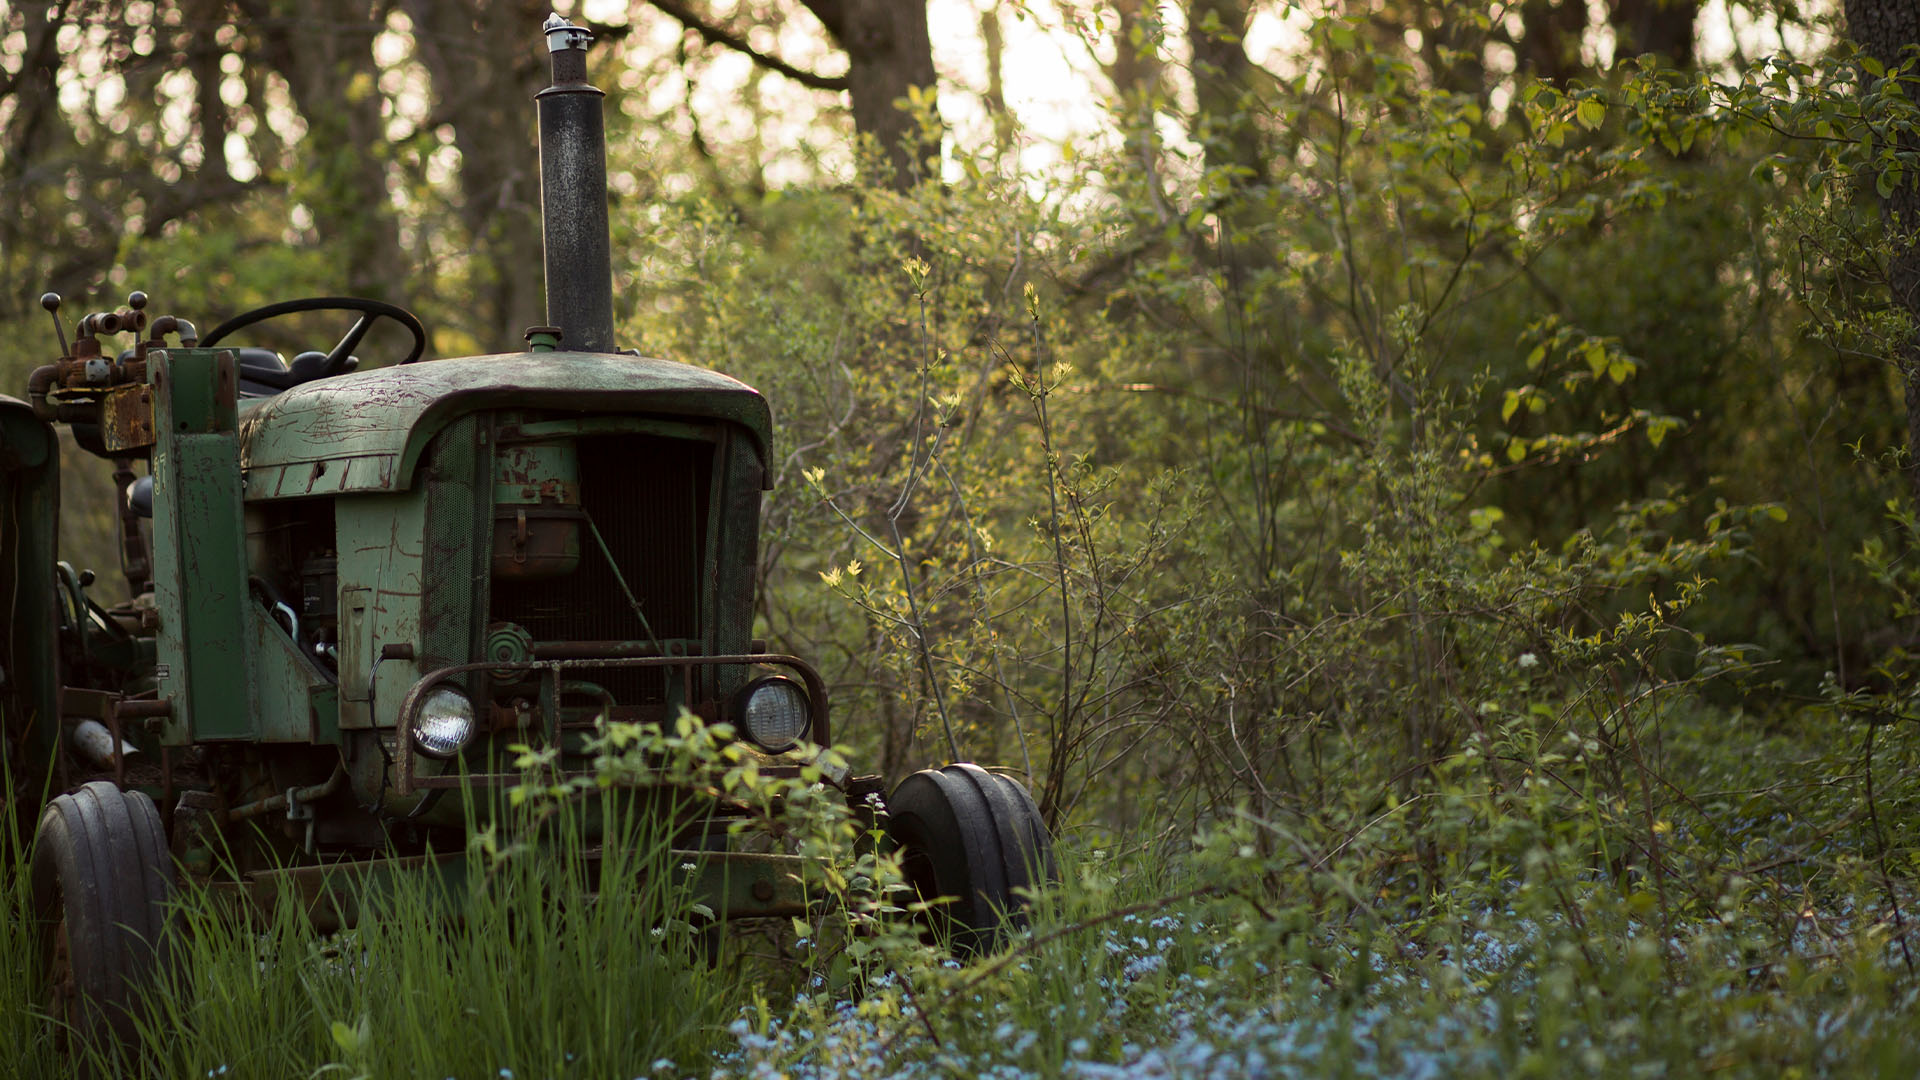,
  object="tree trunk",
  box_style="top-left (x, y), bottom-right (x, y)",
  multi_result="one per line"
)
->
top-left (1844, 0), bottom-right (1920, 504)
top-left (643, 0), bottom-right (939, 192)
top-left (980, 3), bottom-right (1014, 159)
top-left (799, 0), bottom-right (940, 191)
top-left (401, 0), bottom-right (548, 351)
top-left (1107, 0), bottom-right (1164, 106)
top-left (1517, 0), bottom-right (1590, 84)
top-left (1420, 0), bottom-right (1488, 96)
top-left (1186, 0), bottom-right (1266, 189)
top-left (237, 0), bottom-right (406, 300)
top-left (1609, 0), bottom-right (1699, 67)
top-left (0, 0), bottom-right (67, 307)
